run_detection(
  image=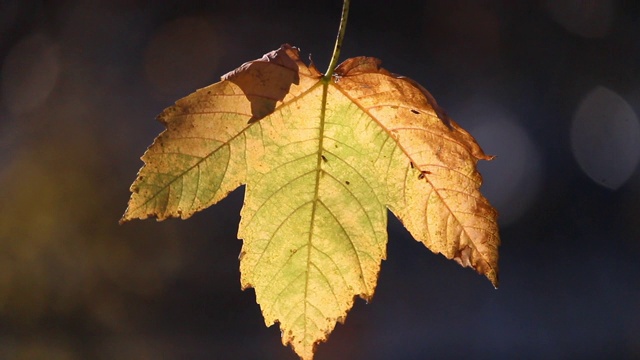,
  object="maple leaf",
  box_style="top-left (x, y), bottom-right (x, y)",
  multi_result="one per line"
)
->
top-left (122, 44), bottom-right (499, 360)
